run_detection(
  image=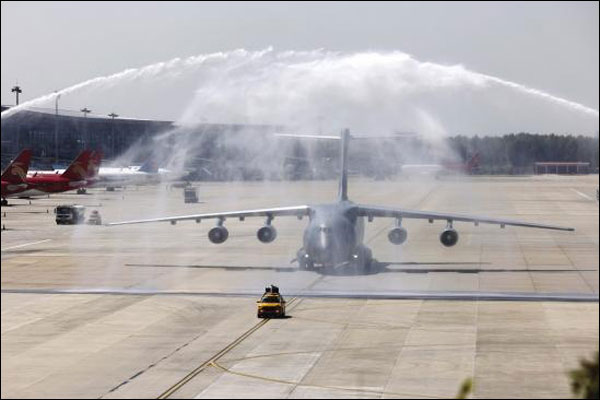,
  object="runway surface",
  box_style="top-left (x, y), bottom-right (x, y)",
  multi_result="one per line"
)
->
top-left (1, 175), bottom-right (598, 398)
